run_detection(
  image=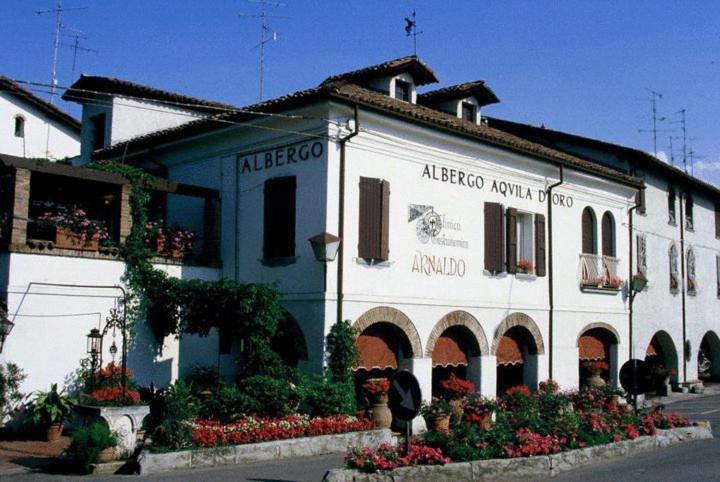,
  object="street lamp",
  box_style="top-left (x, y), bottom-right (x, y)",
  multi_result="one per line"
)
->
top-left (86, 328), bottom-right (102, 390)
top-left (631, 272), bottom-right (648, 293)
top-left (308, 232), bottom-right (342, 292)
top-left (308, 232), bottom-right (341, 262)
top-left (0, 315), bottom-right (15, 353)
